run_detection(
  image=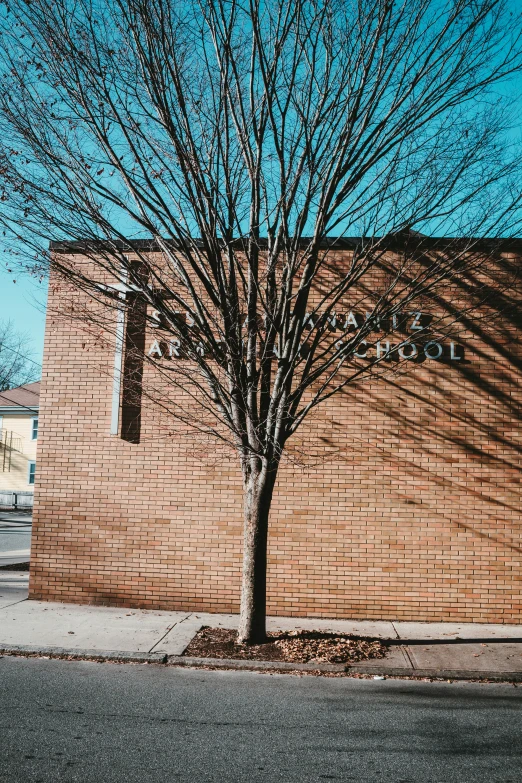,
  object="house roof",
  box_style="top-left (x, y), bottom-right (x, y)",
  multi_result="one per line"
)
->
top-left (0, 381), bottom-right (40, 413)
